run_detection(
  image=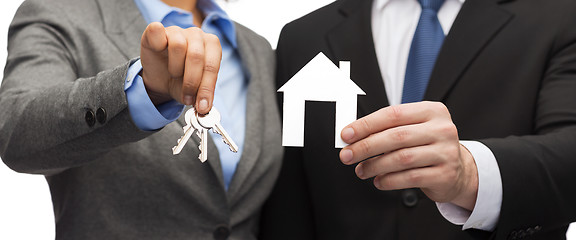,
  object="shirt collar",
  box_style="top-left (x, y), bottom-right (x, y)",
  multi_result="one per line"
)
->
top-left (375, 0), bottom-right (466, 11)
top-left (134, 0), bottom-right (237, 48)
